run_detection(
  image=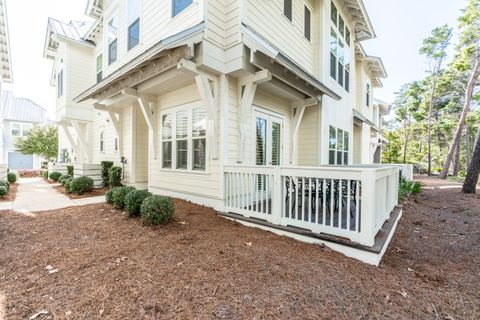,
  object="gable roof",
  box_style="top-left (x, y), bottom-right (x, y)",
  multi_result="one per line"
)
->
top-left (355, 43), bottom-right (387, 88)
top-left (43, 18), bottom-right (93, 60)
top-left (2, 91), bottom-right (48, 123)
top-left (0, 0), bottom-right (12, 83)
top-left (339, 0), bottom-right (376, 41)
